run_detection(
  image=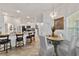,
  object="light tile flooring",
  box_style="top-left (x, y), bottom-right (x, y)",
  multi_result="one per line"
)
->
top-left (0, 35), bottom-right (40, 56)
